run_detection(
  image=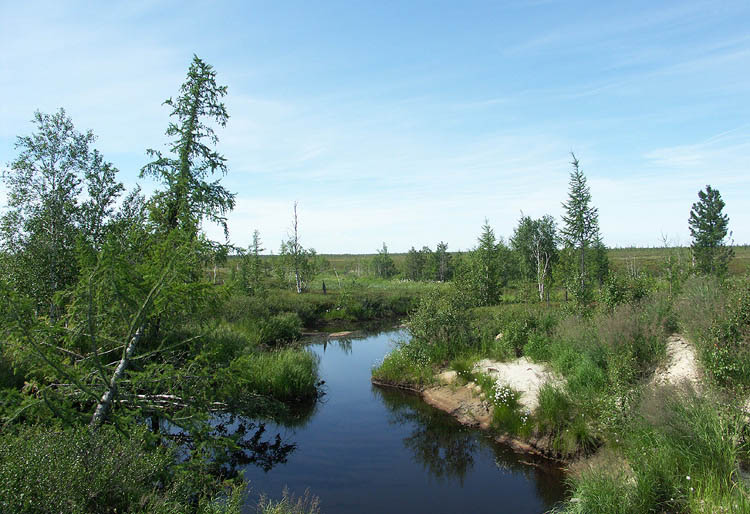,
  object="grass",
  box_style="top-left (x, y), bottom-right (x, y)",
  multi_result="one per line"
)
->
top-left (371, 345), bottom-right (435, 387)
top-left (226, 349), bottom-right (320, 403)
top-left (563, 387), bottom-right (750, 513)
top-left (257, 488), bottom-right (320, 514)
